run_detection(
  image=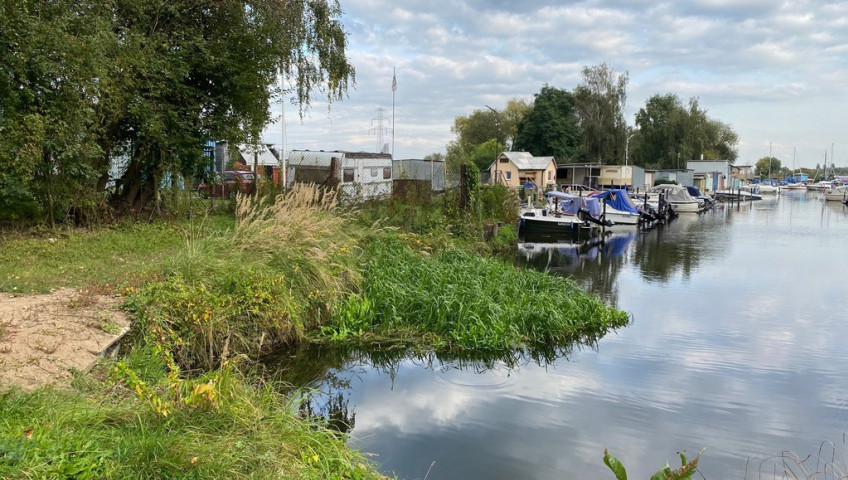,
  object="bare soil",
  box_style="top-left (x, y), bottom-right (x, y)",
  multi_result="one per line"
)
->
top-left (0, 289), bottom-right (130, 391)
